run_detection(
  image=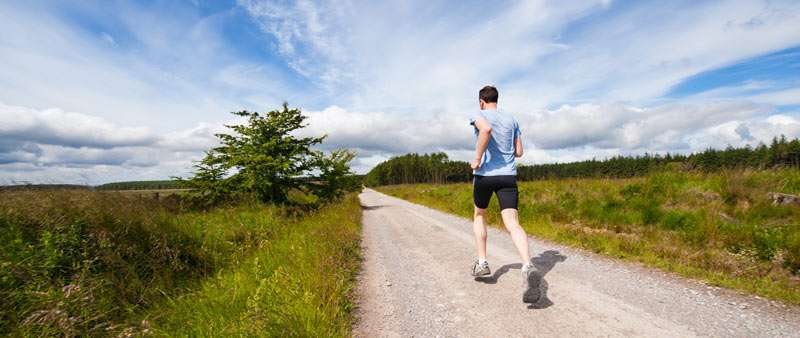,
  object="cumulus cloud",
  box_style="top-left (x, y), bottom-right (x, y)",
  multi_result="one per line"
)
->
top-left (0, 103), bottom-right (211, 182)
top-left (0, 140), bottom-right (42, 165)
top-left (1, 98), bottom-right (796, 184)
top-left (749, 88), bottom-right (800, 106)
top-left (0, 102), bottom-right (156, 149)
top-left (157, 122), bottom-right (226, 152)
top-left (299, 100), bottom-right (796, 165)
top-left (685, 115), bottom-right (800, 151)
top-left (300, 106), bottom-right (472, 154)
top-left (34, 146), bottom-right (156, 167)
